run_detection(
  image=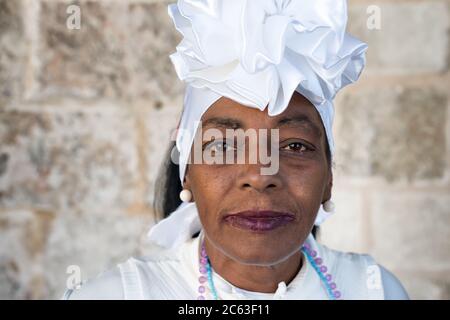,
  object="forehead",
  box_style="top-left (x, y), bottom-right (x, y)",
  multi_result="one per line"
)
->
top-left (200, 92), bottom-right (324, 136)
